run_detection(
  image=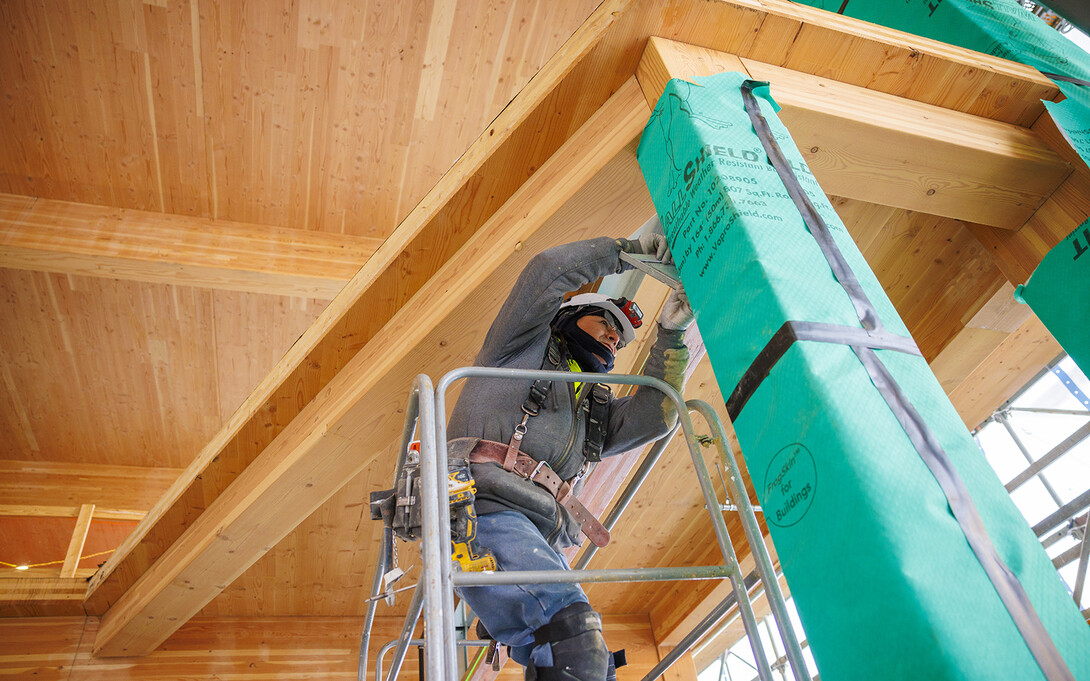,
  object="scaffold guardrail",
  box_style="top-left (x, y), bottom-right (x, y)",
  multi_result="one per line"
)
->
top-left (359, 367), bottom-right (807, 681)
